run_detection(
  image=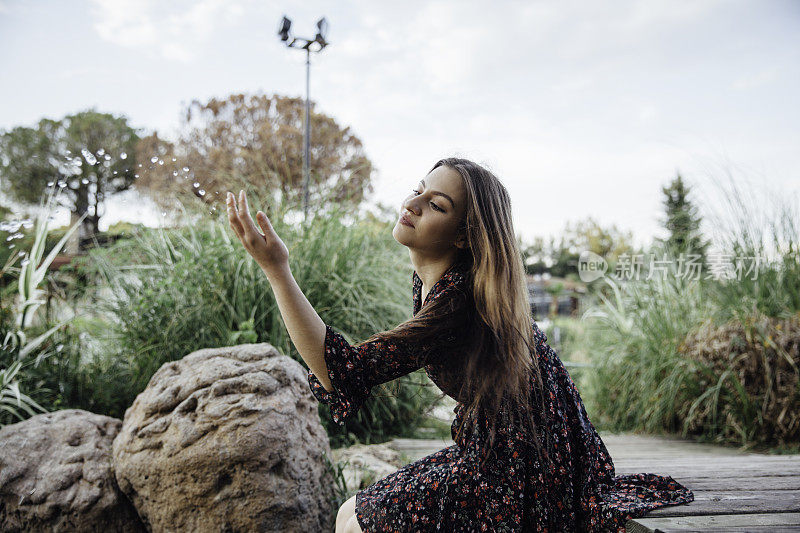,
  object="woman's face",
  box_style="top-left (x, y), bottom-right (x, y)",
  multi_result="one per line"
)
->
top-left (393, 164), bottom-right (468, 254)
